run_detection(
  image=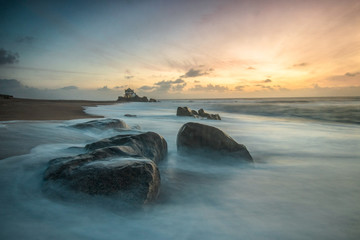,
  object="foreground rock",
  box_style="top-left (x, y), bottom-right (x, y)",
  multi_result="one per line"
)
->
top-left (85, 132), bottom-right (168, 163)
top-left (177, 122), bottom-right (253, 162)
top-left (71, 118), bottom-right (130, 130)
top-left (44, 131), bottom-right (167, 204)
top-left (176, 106), bottom-right (221, 120)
